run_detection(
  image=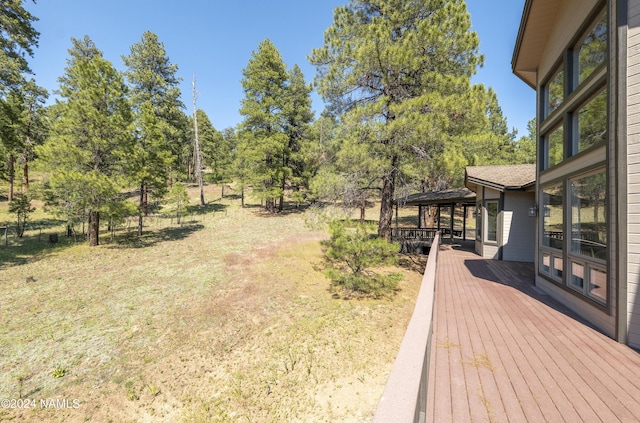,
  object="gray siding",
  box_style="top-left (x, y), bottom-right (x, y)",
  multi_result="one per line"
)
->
top-left (502, 192), bottom-right (536, 262)
top-left (627, 0), bottom-right (640, 349)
